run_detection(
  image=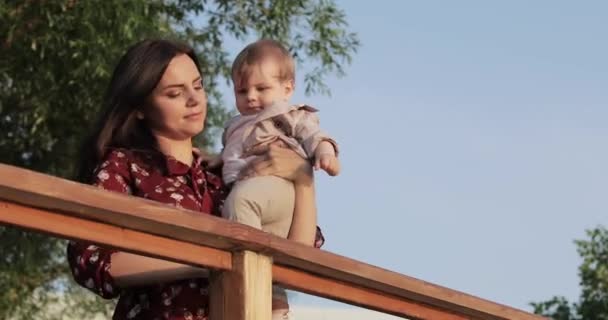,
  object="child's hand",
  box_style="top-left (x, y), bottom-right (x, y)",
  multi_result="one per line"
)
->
top-left (314, 141), bottom-right (340, 176)
top-left (315, 153), bottom-right (340, 176)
